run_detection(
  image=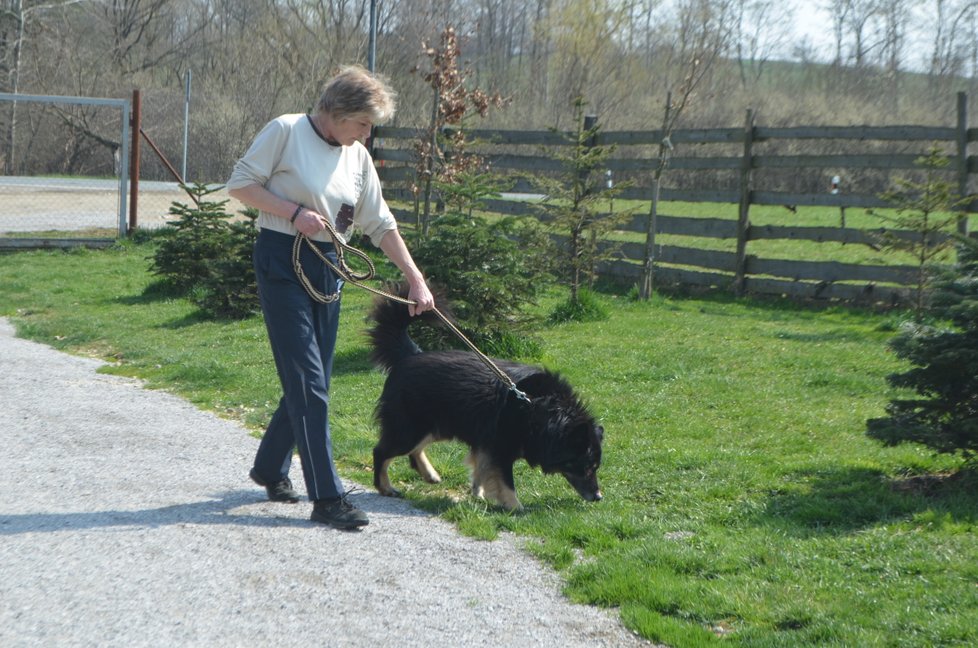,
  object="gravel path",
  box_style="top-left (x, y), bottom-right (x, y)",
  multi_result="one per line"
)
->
top-left (0, 318), bottom-right (651, 647)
